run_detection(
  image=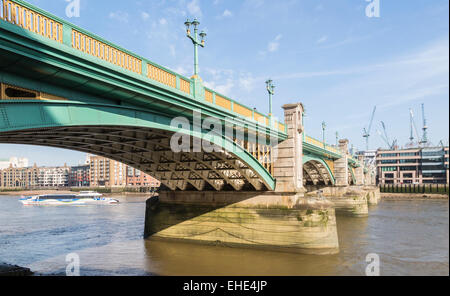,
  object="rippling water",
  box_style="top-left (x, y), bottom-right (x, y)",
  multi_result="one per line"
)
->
top-left (0, 195), bottom-right (448, 276)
